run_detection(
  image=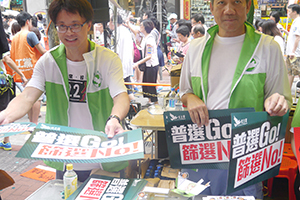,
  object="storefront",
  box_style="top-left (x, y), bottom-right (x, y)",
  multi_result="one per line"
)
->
top-left (183, 0), bottom-right (215, 27)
